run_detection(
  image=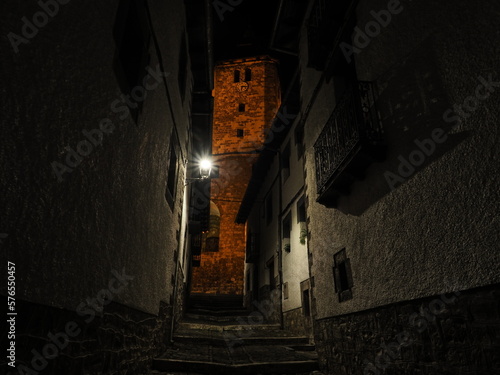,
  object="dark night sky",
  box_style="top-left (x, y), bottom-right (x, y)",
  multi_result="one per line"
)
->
top-left (213, 0), bottom-right (298, 90)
